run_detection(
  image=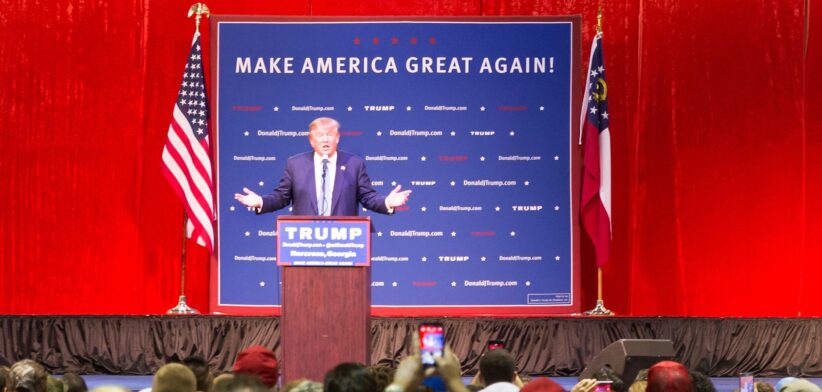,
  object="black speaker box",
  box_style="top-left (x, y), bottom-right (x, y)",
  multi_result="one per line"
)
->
top-left (579, 339), bottom-right (676, 386)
